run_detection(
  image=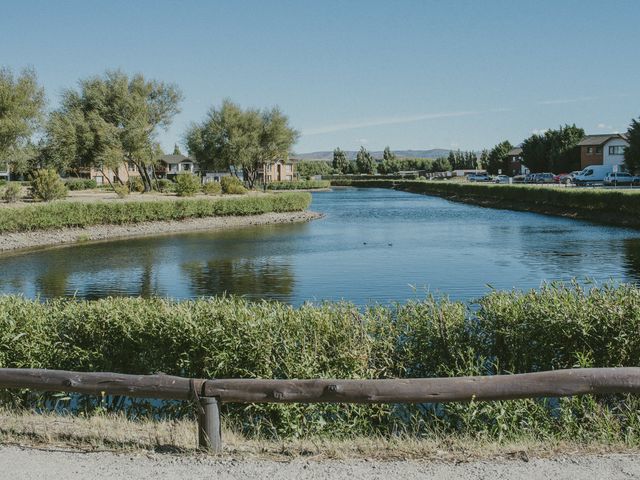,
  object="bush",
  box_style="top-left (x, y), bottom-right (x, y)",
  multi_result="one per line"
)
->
top-left (127, 177), bottom-right (145, 193)
top-left (113, 184), bottom-right (130, 198)
top-left (0, 192), bottom-right (312, 233)
top-left (202, 181), bottom-right (222, 195)
top-left (30, 169), bottom-right (68, 202)
top-left (2, 283), bottom-right (640, 440)
top-left (267, 179), bottom-right (330, 190)
top-left (156, 179), bottom-right (174, 193)
top-left (65, 178), bottom-right (98, 191)
top-left (220, 176), bottom-right (247, 194)
top-left (2, 183), bottom-right (21, 203)
top-left (174, 173), bottom-right (202, 197)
